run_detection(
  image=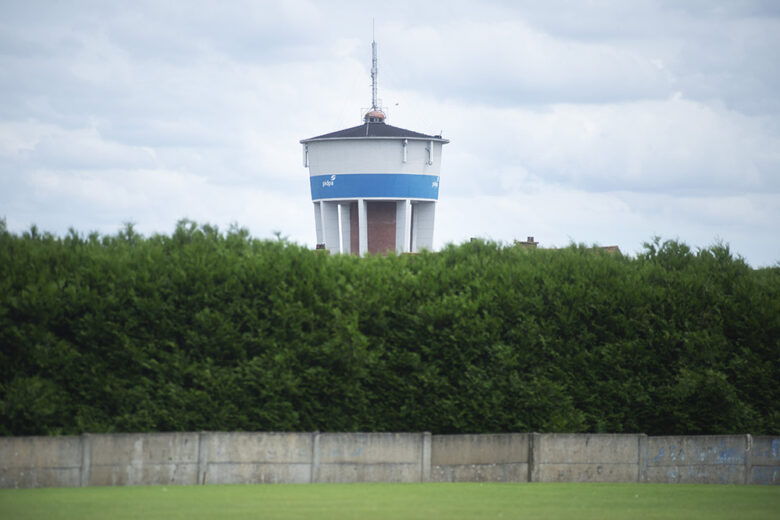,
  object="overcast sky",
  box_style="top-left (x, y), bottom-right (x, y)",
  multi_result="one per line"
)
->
top-left (1, 1), bottom-right (779, 266)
